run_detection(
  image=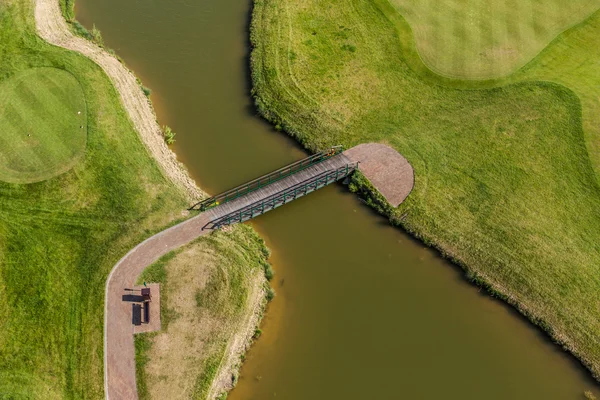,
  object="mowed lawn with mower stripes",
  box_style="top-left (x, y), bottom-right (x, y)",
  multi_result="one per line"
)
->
top-left (390, 0), bottom-right (600, 78)
top-left (0, 67), bottom-right (87, 183)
